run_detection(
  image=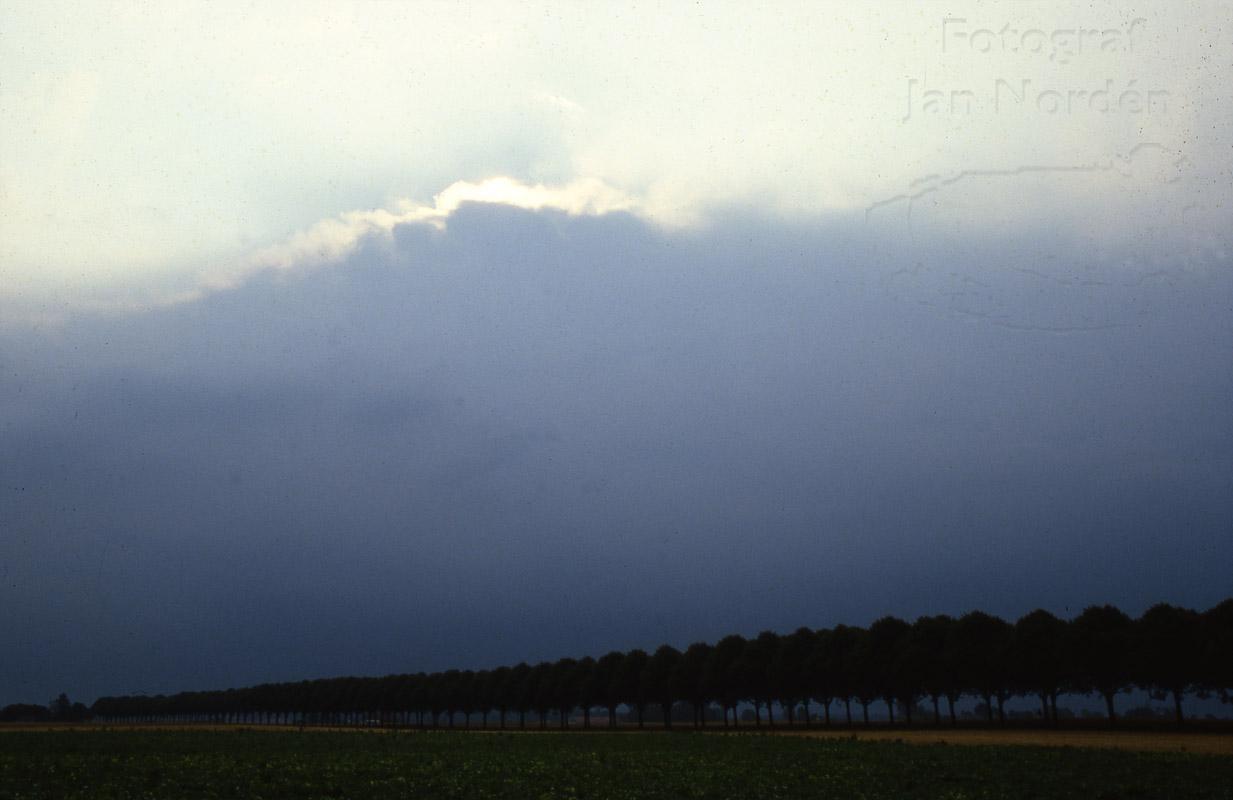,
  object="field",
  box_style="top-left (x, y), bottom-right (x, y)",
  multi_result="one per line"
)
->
top-left (2, 729), bottom-right (1232, 799)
